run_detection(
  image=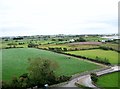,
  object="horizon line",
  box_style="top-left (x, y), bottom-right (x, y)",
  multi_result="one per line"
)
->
top-left (1, 33), bottom-right (118, 37)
